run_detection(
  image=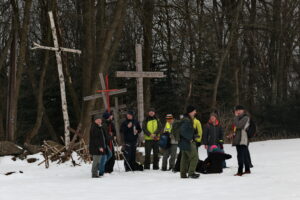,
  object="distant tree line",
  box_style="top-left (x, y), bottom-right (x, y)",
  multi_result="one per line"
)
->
top-left (0, 0), bottom-right (299, 145)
